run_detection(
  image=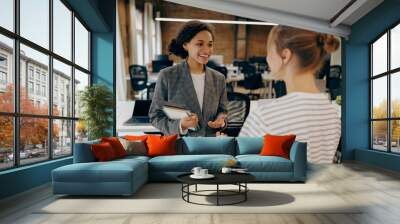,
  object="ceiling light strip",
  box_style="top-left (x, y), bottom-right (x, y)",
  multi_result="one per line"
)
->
top-left (155, 17), bottom-right (277, 26)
